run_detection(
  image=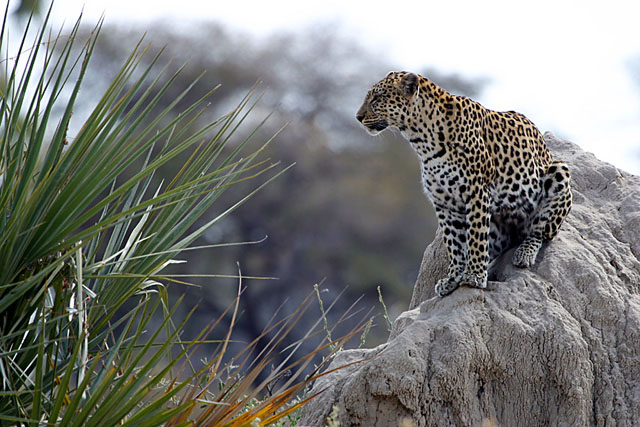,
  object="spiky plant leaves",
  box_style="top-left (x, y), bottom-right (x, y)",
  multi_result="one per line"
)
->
top-left (0, 4), bottom-right (376, 425)
top-left (0, 3), bottom-right (293, 424)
